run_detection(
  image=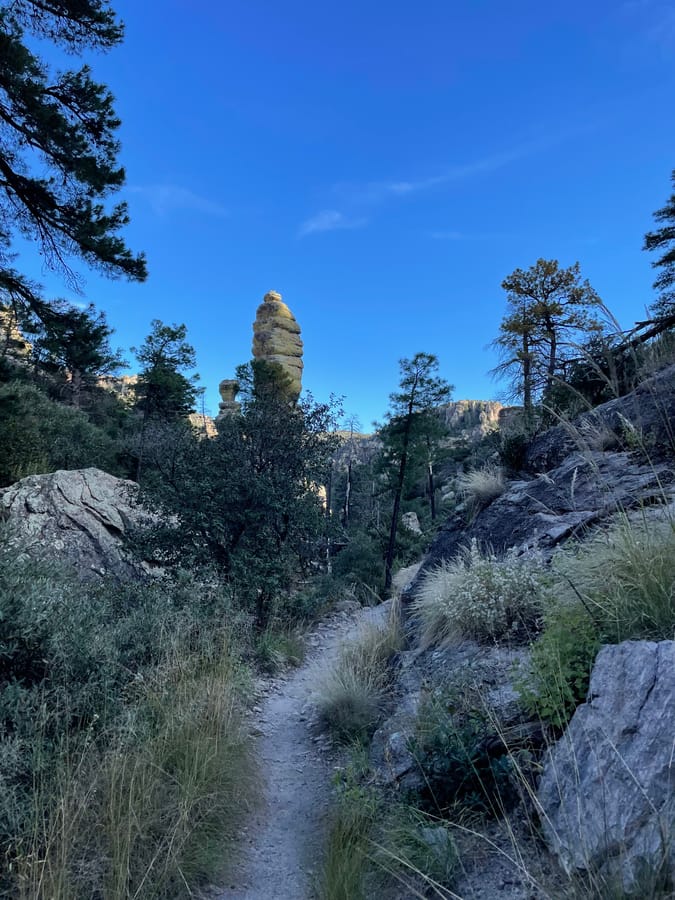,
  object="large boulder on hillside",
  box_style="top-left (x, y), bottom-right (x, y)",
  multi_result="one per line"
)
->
top-left (537, 641), bottom-right (675, 894)
top-left (526, 363), bottom-right (675, 472)
top-left (0, 468), bottom-right (150, 579)
top-left (416, 450), bottom-right (674, 580)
